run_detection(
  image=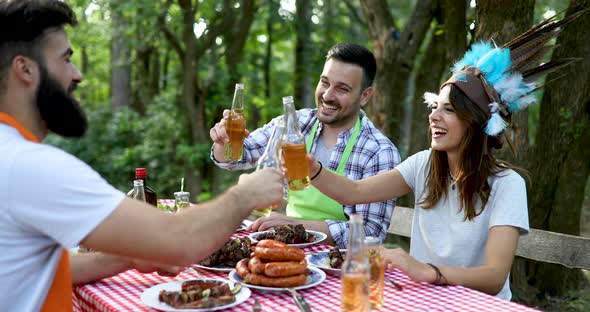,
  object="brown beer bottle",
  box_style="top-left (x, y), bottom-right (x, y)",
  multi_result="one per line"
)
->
top-left (282, 96), bottom-right (310, 190)
top-left (127, 168), bottom-right (158, 206)
top-left (223, 83), bottom-right (246, 161)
